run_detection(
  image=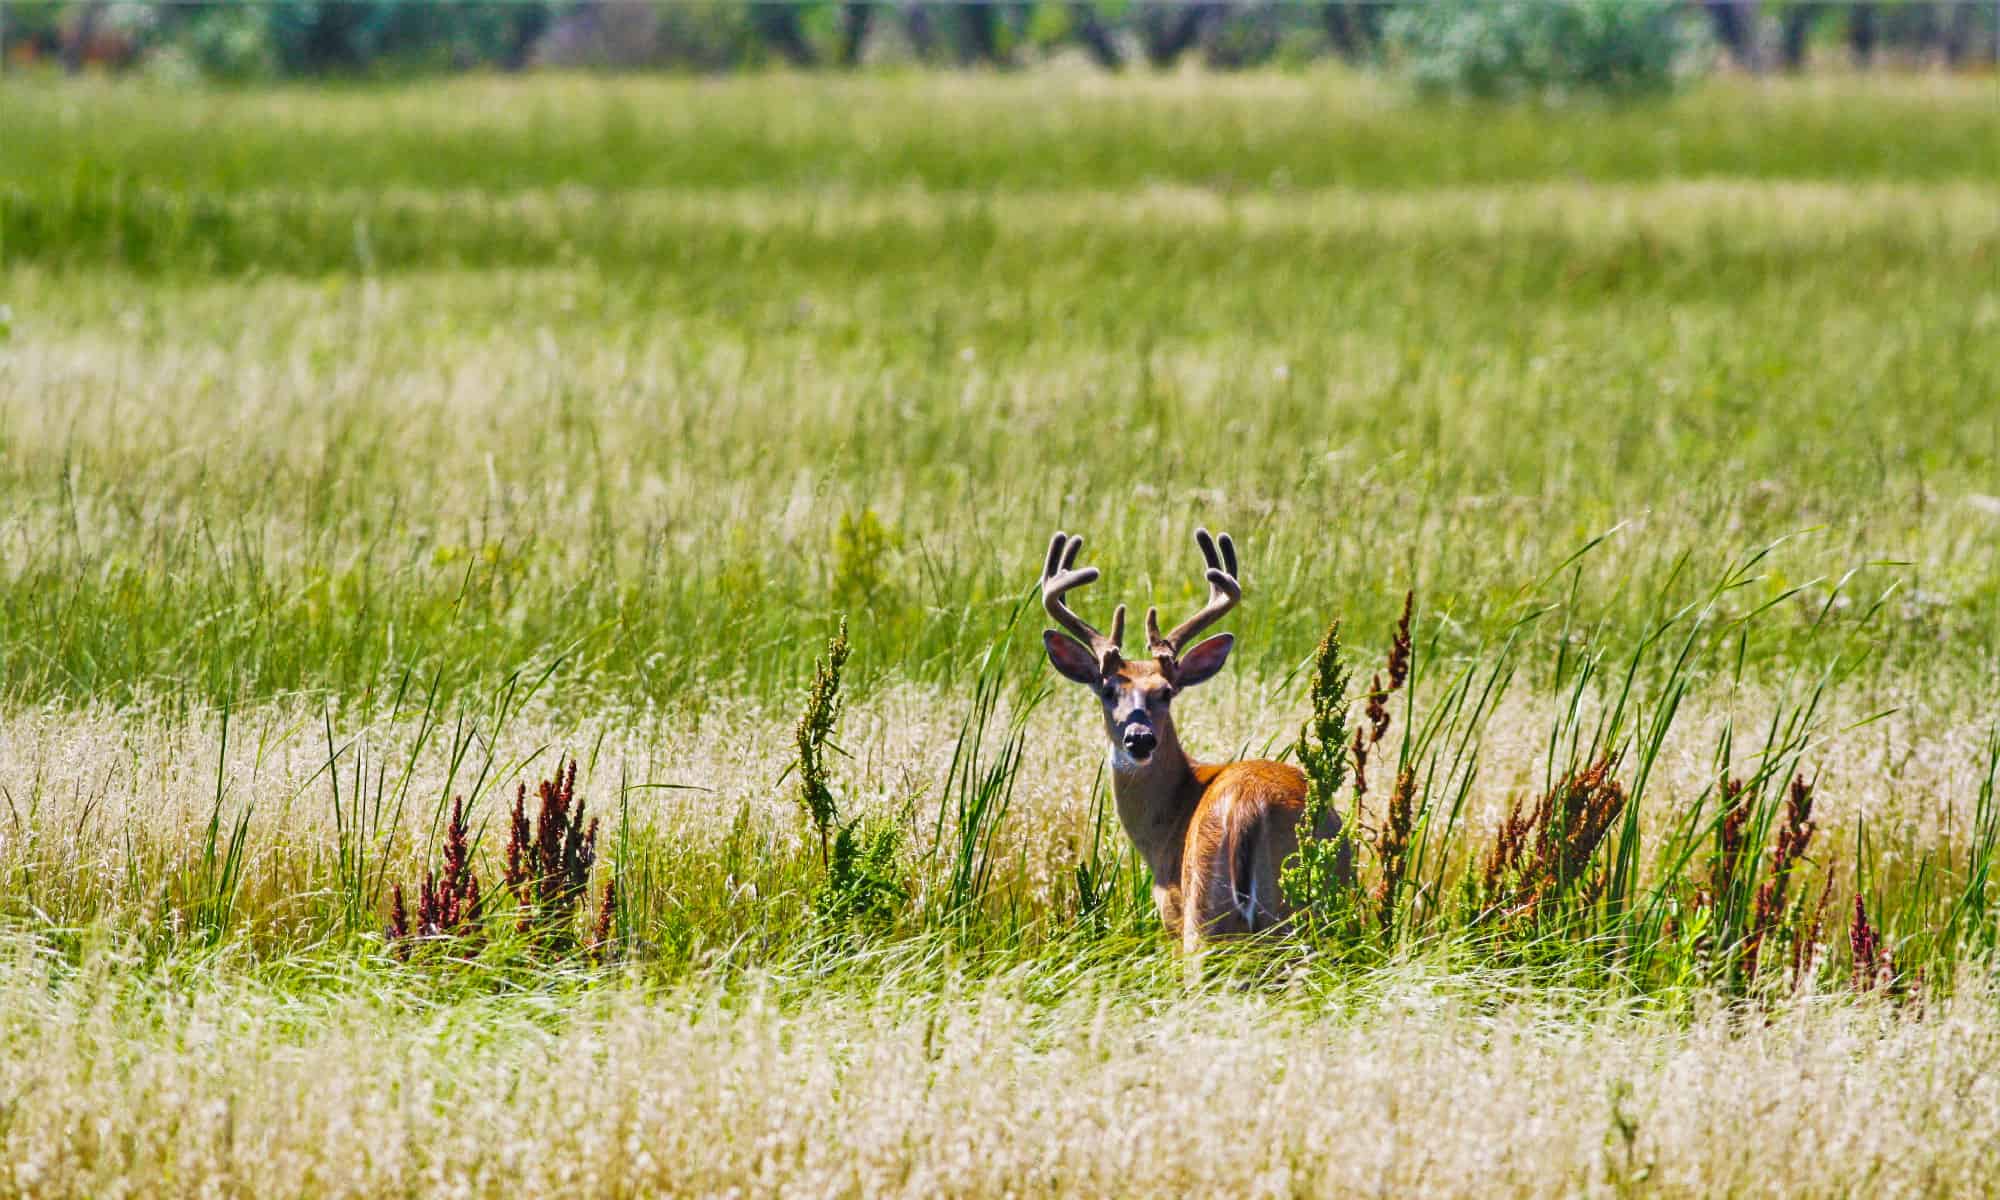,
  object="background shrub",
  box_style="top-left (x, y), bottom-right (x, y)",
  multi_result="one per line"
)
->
top-left (1387, 0), bottom-right (1708, 100)
top-left (178, 6), bottom-right (281, 81)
